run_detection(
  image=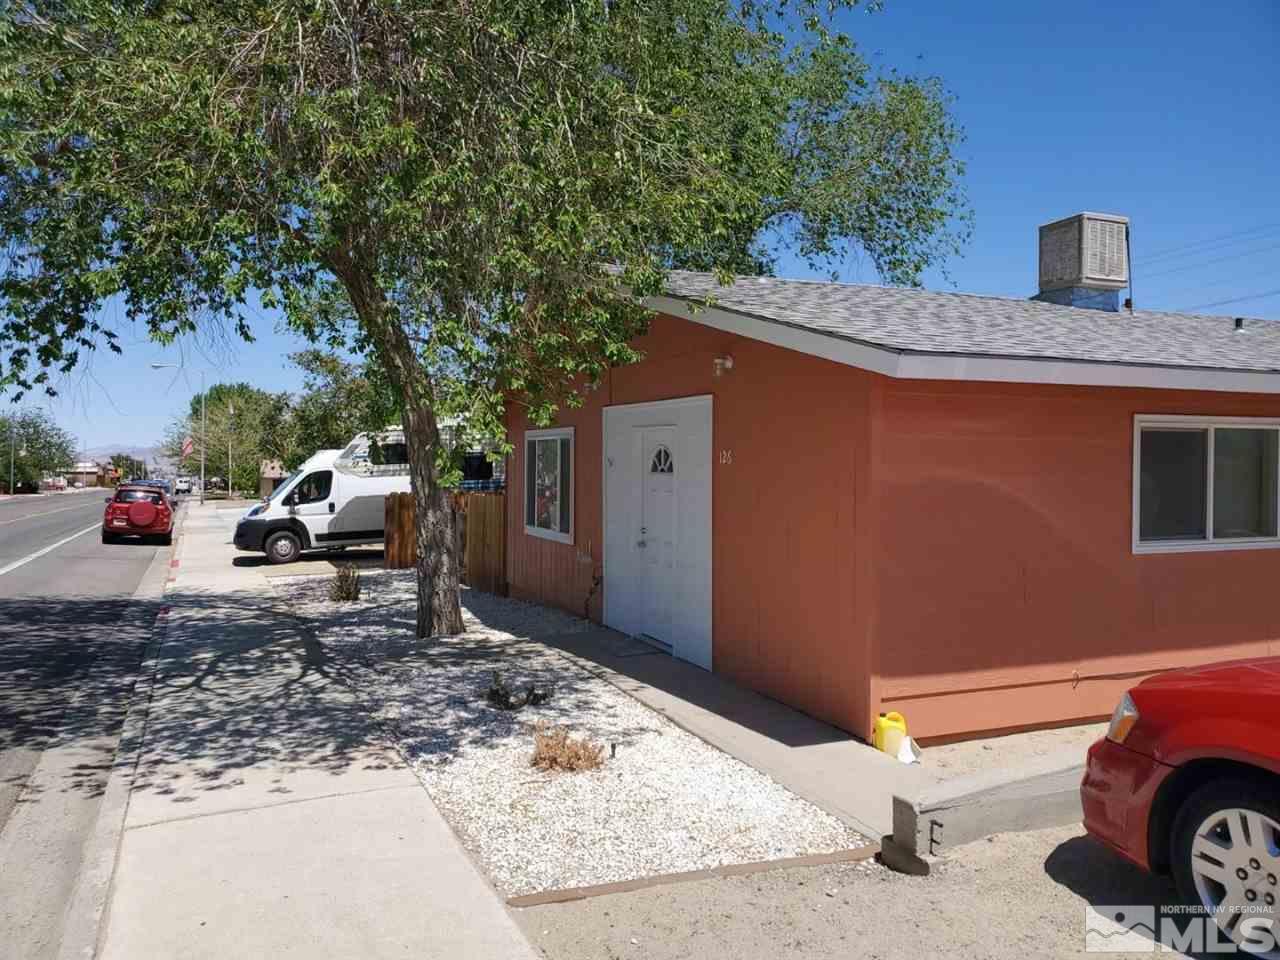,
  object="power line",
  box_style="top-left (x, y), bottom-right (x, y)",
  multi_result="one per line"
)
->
top-left (1137, 222), bottom-right (1280, 265)
top-left (1180, 288), bottom-right (1280, 312)
top-left (1140, 240), bottom-right (1280, 280)
top-left (1159, 263), bottom-right (1280, 297)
